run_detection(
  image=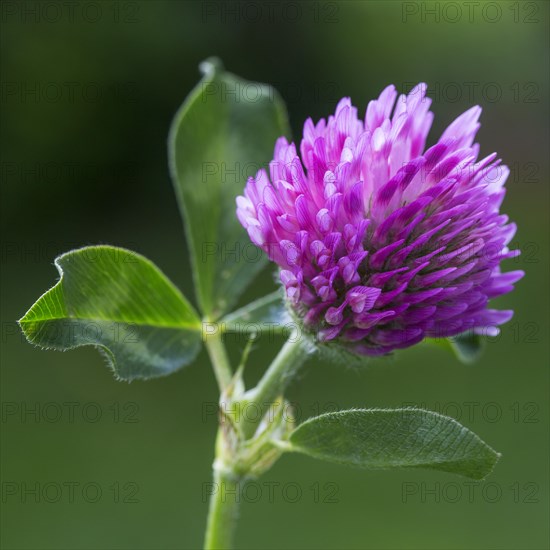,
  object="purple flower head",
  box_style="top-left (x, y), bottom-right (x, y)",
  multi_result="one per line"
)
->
top-left (237, 84), bottom-right (524, 355)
